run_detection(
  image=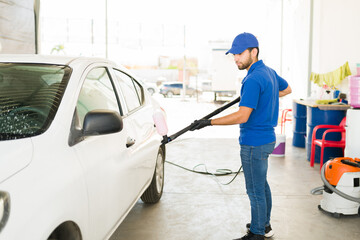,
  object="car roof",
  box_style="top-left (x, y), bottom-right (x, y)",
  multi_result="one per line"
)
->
top-left (163, 82), bottom-right (183, 85)
top-left (0, 54), bottom-right (117, 67)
